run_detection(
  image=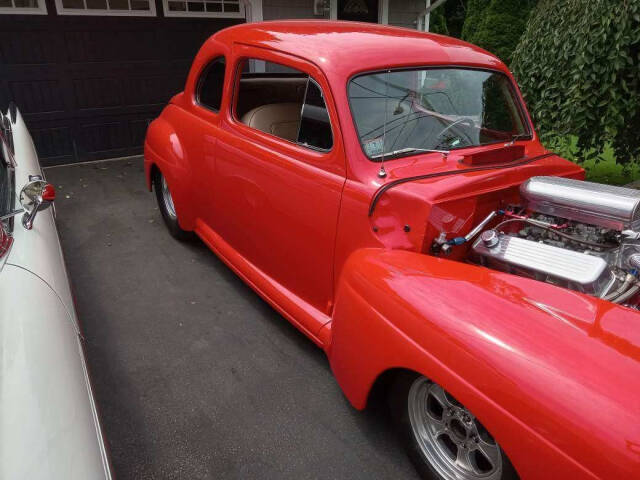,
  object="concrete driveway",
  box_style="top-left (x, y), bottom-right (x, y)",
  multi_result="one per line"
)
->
top-left (45, 158), bottom-right (419, 480)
